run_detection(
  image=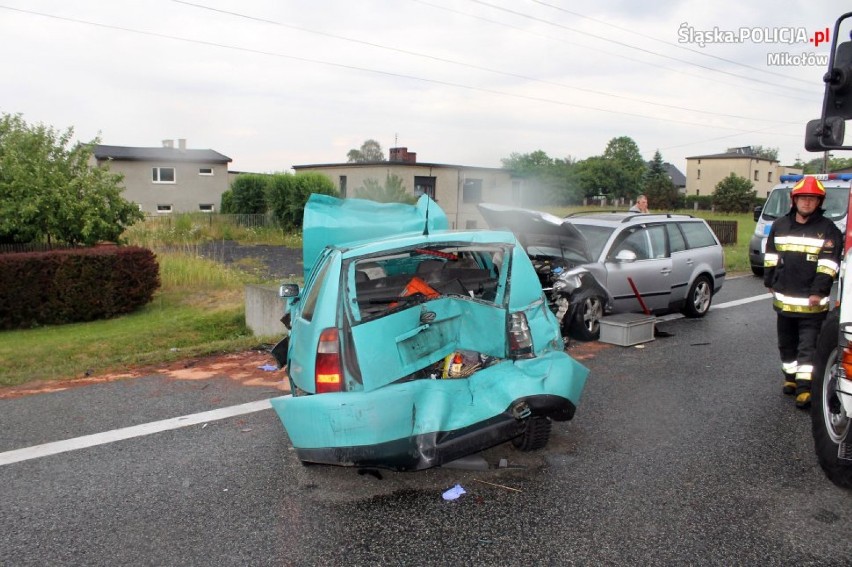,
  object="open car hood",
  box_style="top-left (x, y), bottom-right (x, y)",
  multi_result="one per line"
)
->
top-left (477, 203), bottom-right (591, 261)
top-left (302, 194), bottom-right (449, 278)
